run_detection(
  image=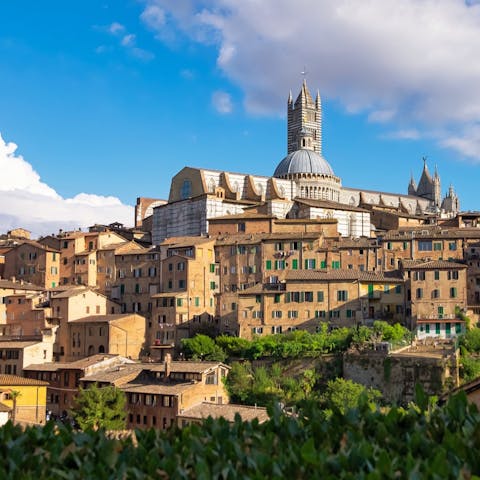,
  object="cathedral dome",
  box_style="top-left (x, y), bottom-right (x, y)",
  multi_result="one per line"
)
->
top-left (273, 148), bottom-right (335, 178)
